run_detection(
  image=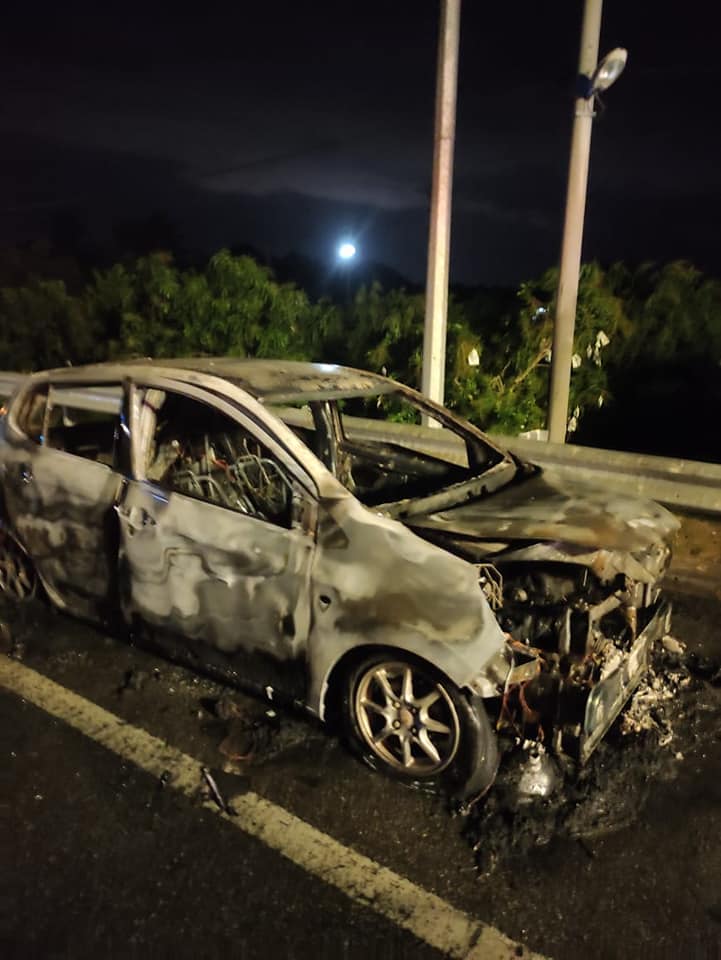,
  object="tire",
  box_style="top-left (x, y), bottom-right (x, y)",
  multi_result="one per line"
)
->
top-left (340, 651), bottom-right (497, 798)
top-left (0, 530), bottom-right (37, 602)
